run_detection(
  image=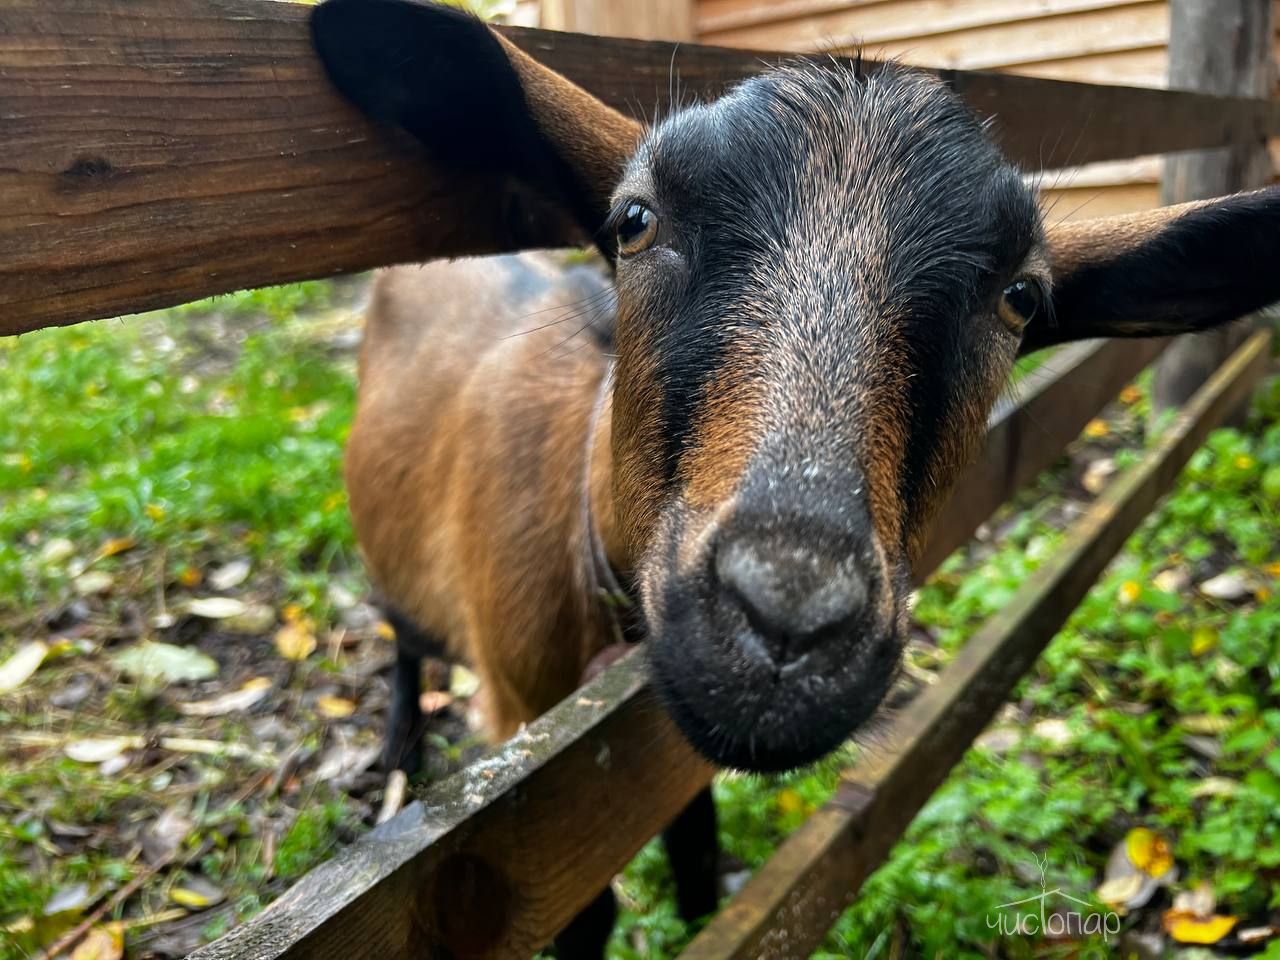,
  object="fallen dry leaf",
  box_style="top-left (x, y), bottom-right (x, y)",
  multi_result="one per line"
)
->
top-left (1032, 718), bottom-right (1073, 749)
top-left (184, 596), bottom-right (249, 619)
top-left (1190, 776), bottom-right (1238, 798)
top-left (450, 664), bottom-right (481, 699)
top-left (96, 537), bottom-right (136, 559)
top-left (275, 621), bottom-right (316, 662)
top-left (313, 740), bottom-right (380, 785)
top-left (0, 641), bottom-right (49, 694)
top-left (1191, 626), bottom-right (1219, 657)
top-left (1081, 457), bottom-right (1116, 495)
top-left (177, 677), bottom-right (272, 717)
top-left (419, 690), bottom-right (454, 714)
top-left (226, 602), bottom-right (276, 635)
top-left (316, 695), bottom-right (356, 719)
top-left (41, 537), bottom-right (75, 565)
top-left (113, 641), bottom-right (218, 684)
top-left (1126, 827), bottom-right (1175, 879)
top-left (1172, 882), bottom-right (1215, 917)
top-left (73, 571), bottom-right (114, 596)
top-left (44, 882), bottom-right (92, 916)
top-left (1199, 570), bottom-right (1251, 601)
top-left (144, 807), bottom-right (194, 865)
top-left (374, 620), bottom-right (396, 642)
top-left (71, 923), bottom-right (123, 960)
top-left (208, 559), bottom-right (251, 591)
top-left (1098, 827), bottom-right (1177, 913)
top-left (169, 877), bottom-right (225, 910)
top-left (65, 738), bottom-right (131, 764)
top-left (1097, 873), bottom-right (1148, 911)
top-left (1118, 580), bottom-right (1142, 606)
top-left (1182, 714), bottom-right (1234, 735)
top-left (1153, 568), bottom-right (1190, 593)
top-left (1162, 910), bottom-right (1237, 945)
